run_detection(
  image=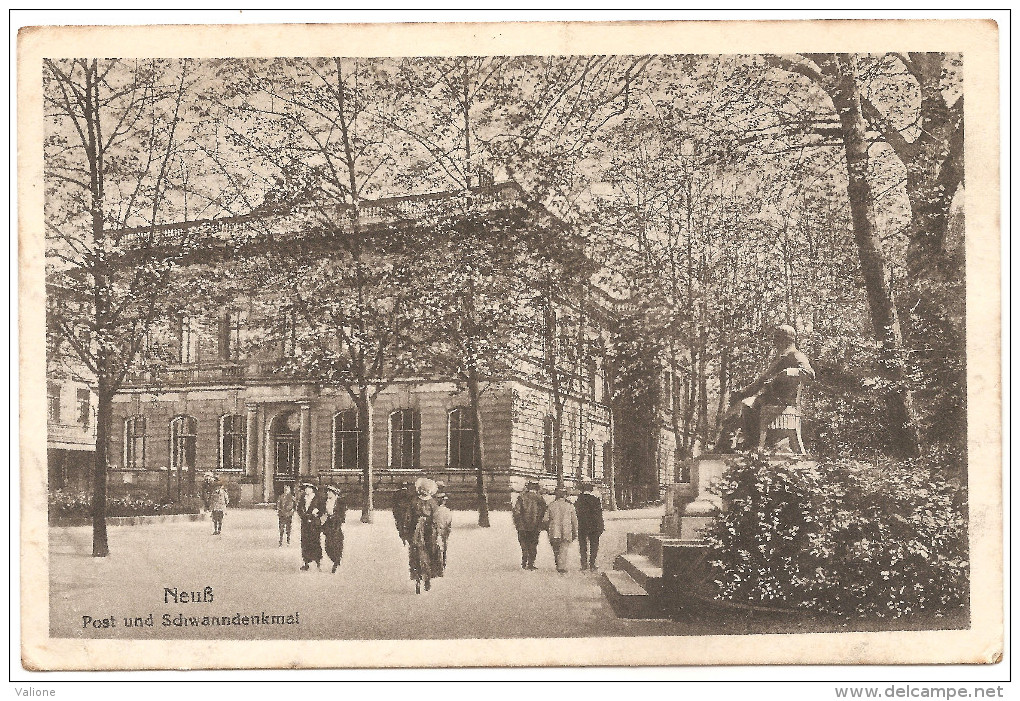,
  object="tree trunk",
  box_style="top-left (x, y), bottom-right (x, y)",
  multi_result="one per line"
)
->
top-left (91, 388), bottom-right (113, 557)
top-left (714, 326), bottom-right (731, 437)
top-left (604, 355), bottom-right (619, 511)
top-left (829, 54), bottom-right (922, 457)
top-left (357, 393), bottom-right (375, 523)
top-left (697, 327), bottom-right (709, 454)
top-left (466, 369), bottom-right (490, 527)
top-left (553, 403), bottom-right (565, 489)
